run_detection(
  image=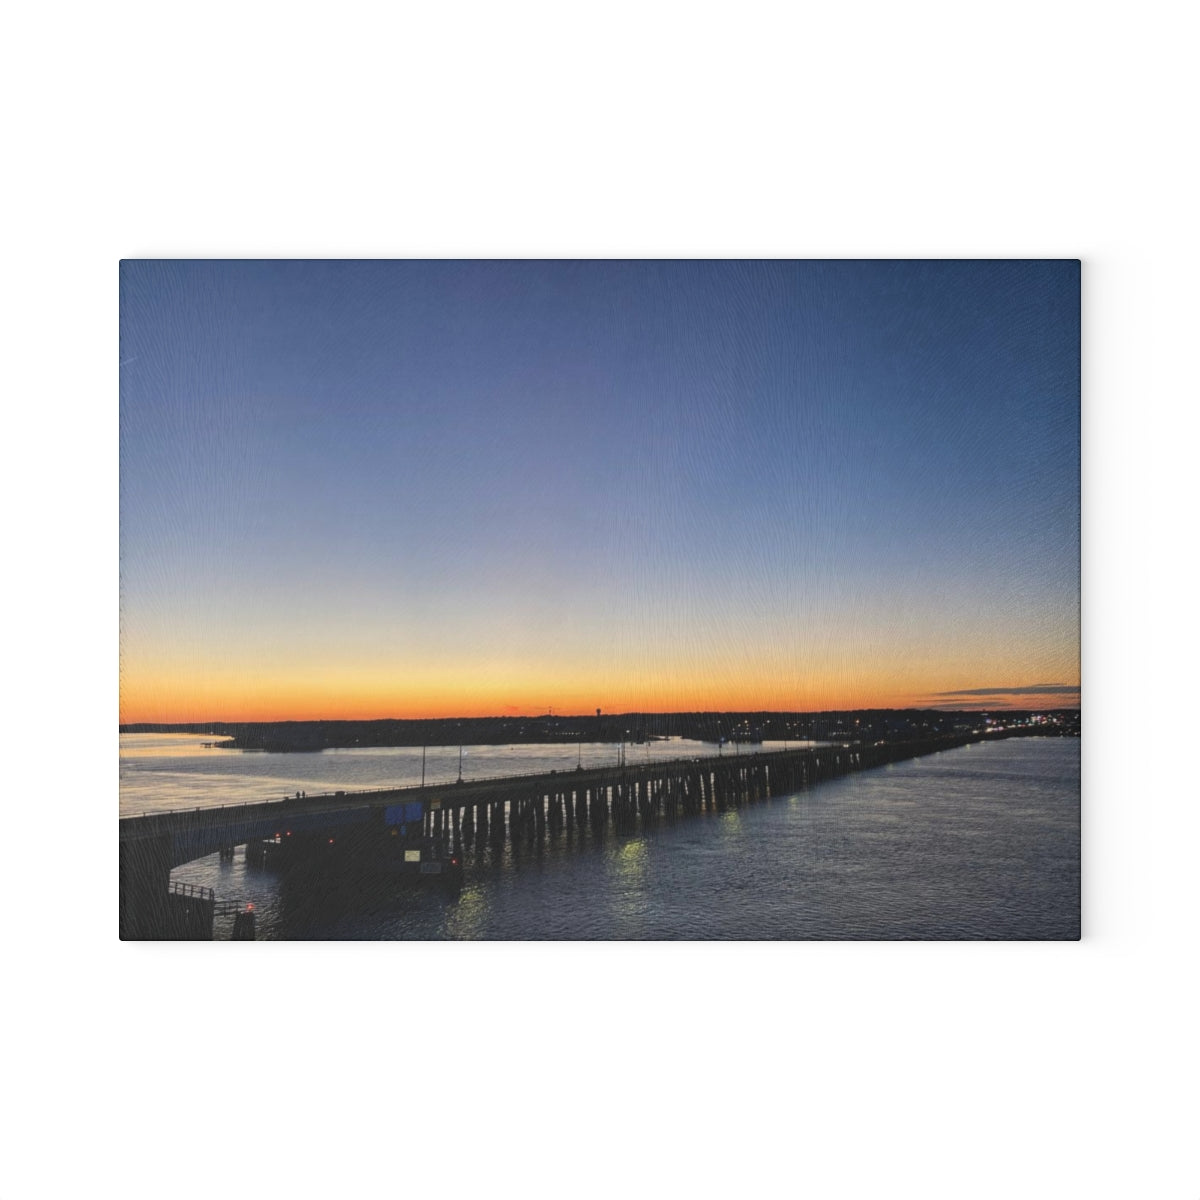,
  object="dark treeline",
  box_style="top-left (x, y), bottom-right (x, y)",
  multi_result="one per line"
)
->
top-left (121, 708), bottom-right (1080, 753)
